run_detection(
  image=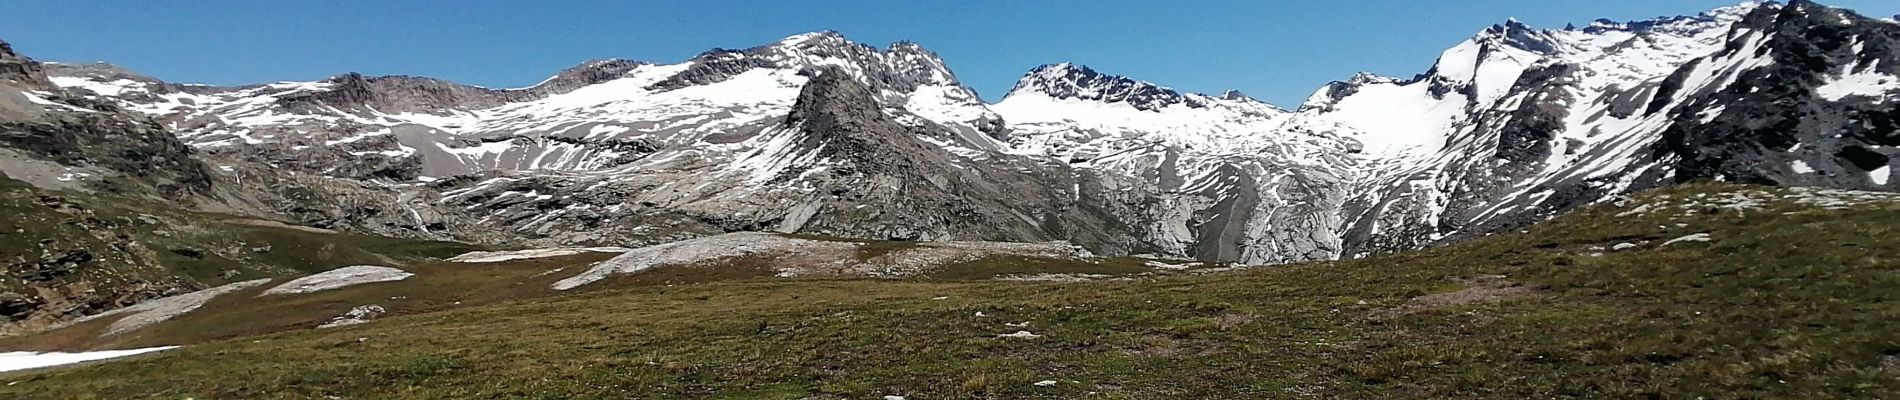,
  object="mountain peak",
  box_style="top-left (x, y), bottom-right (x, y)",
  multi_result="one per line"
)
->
top-left (1007, 63), bottom-right (1201, 111)
top-left (0, 38), bottom-right (55, 91)
top-left (1300, 72), bottom-right (1400, 111)
top-left (1582, 1), bottom-right (1770, 34)
top-left (532, 58), bottom-right (649, 94)
top-left (776, 30), bottom-right (848, 46)
top-left (1471, 17), bottom-right (1559, 55)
